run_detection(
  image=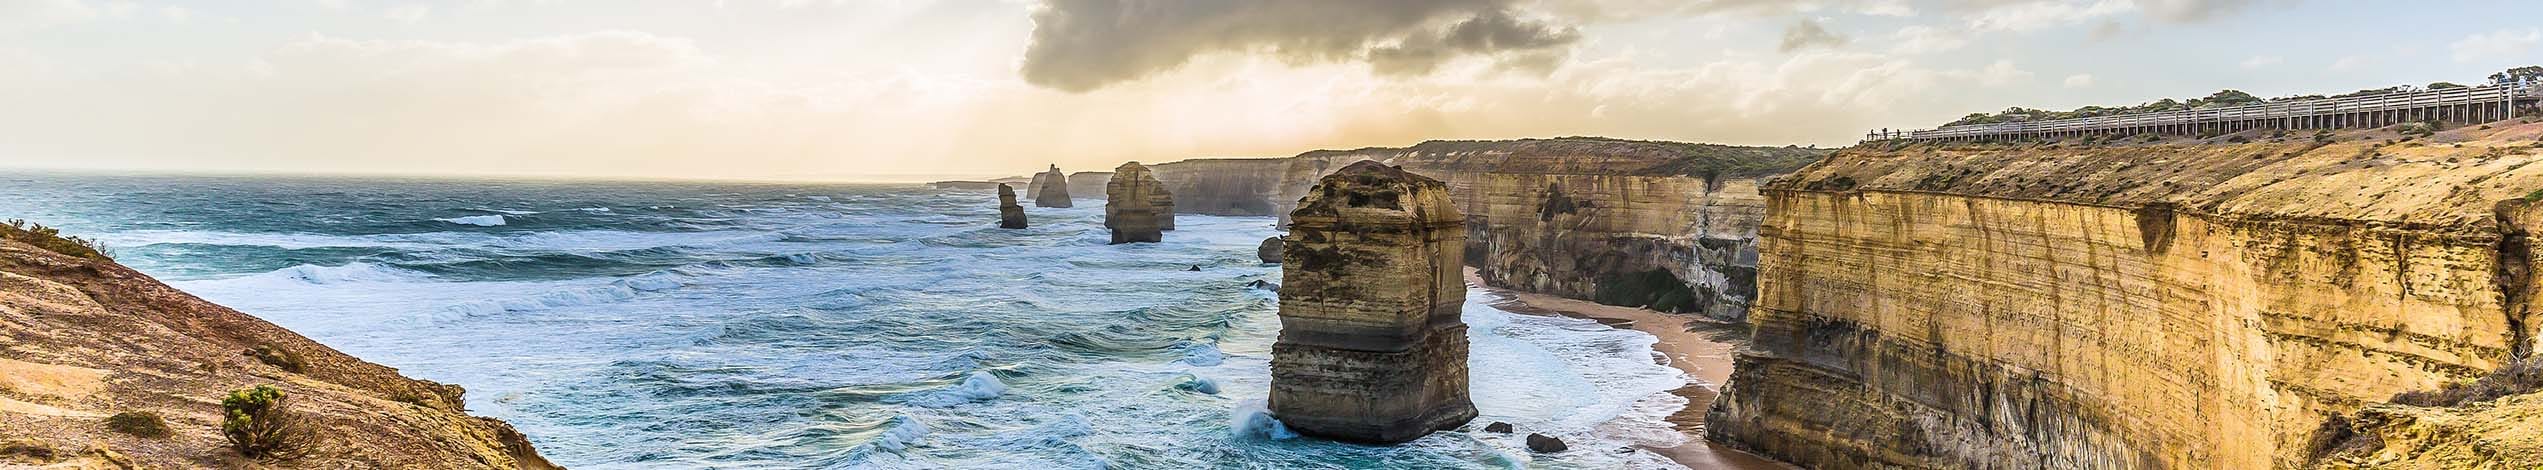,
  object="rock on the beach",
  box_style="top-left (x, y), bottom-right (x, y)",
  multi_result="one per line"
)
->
top-left (1484, 422), bottom-right (1513, 433)
top-left (996, 184), bottom-right (1027, 229)
top-left (1257, 236), bottom-right (1283, 263)
top-left (1104, 162), bottom-right (1169, 244)
top-left (1526, 433), bottom-right (1567, 453)
top-left (1030, 164), bottom-right (1072, 208)
top-left (1269, 160), bottom-right (1476, 444)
